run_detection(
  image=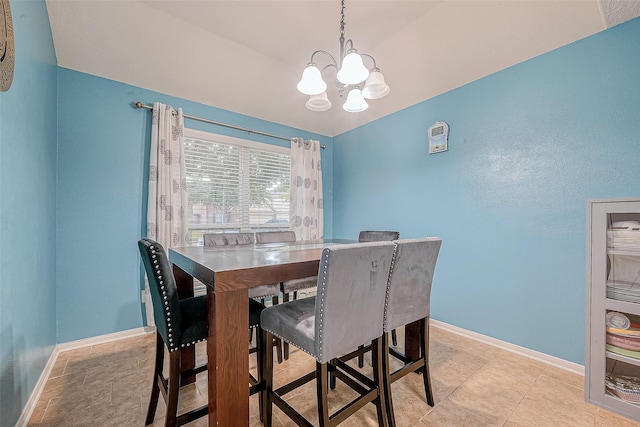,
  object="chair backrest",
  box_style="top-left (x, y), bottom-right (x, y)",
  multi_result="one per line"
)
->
top-left (255, 230), bottom-right (296, 244)
top-left (358, 230), bottom-right (400, 242)
top-left (314, 241), bottom-right (396, 363)
top-left (138, 238), bottom-right (182, 351)
top-left (384, 238), bottom-right (442, 333)
top-left (203, 232), bottom-right (254, 246)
